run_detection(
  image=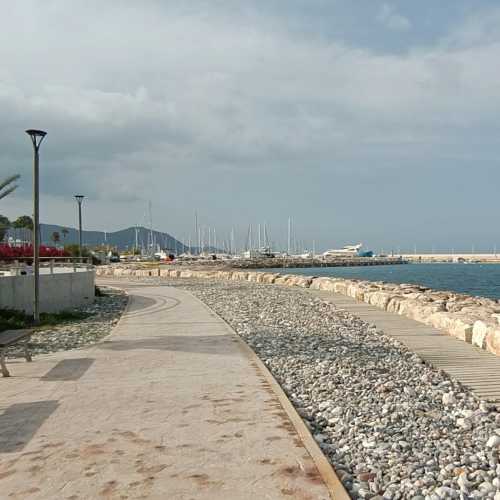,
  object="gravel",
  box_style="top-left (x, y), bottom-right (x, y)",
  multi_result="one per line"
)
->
top-left (6, 287), bottom-right (127, 358)
top-left (162, 277), bottom-right (500, 500)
